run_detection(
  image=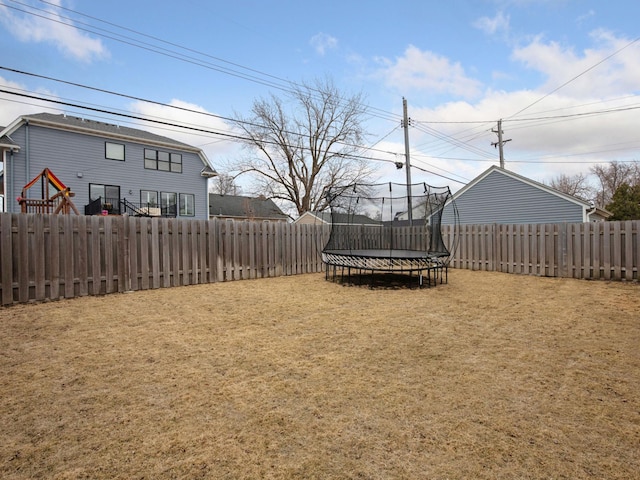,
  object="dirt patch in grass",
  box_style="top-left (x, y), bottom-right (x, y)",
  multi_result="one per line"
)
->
top-left (1, 270), bottom-right (639, 479)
